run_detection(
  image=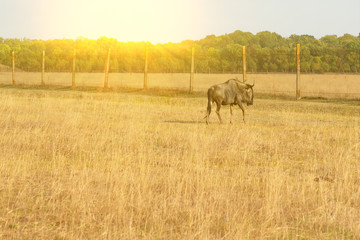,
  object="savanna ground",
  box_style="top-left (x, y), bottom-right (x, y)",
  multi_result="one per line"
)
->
top-left (1, 72), bottom-right (360, 99)
top-left (0, 84), bottom-right (359, 239)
